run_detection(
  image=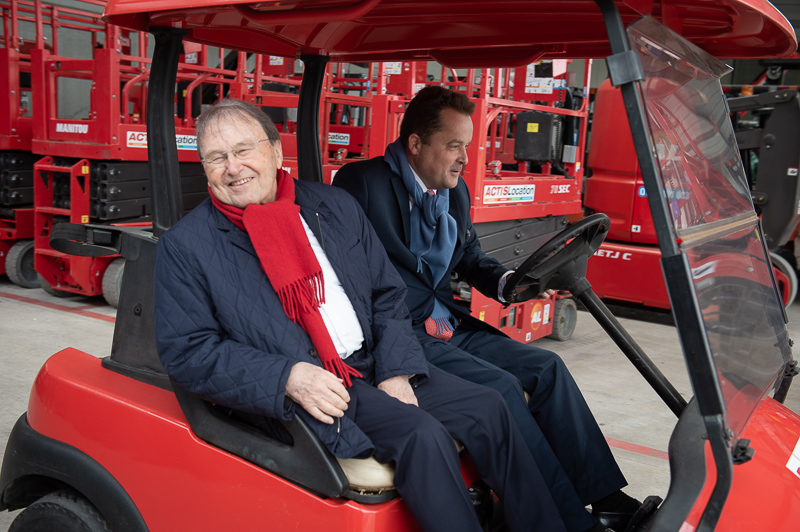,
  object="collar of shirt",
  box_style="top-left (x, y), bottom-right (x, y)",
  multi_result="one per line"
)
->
top-left (299, 214), bottom-right (365, 358)
top-left (409, 167), bottom-right (435, 210)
